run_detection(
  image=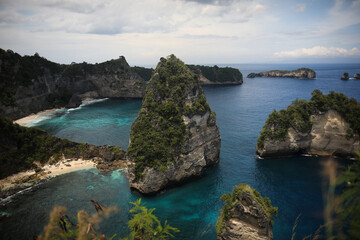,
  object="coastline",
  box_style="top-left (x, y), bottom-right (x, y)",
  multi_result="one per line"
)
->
top-left (14, 108), bottom-right (64, 126)
top-left (0, 158), bottom-right (96, 201)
